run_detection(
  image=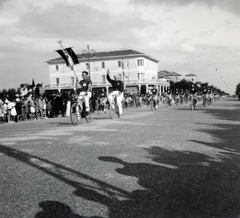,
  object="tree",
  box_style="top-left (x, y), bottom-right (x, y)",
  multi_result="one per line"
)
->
top-left (170, 79), bottom-right (194, 91)
top-left (236, 83), bottom-right (240, 100)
